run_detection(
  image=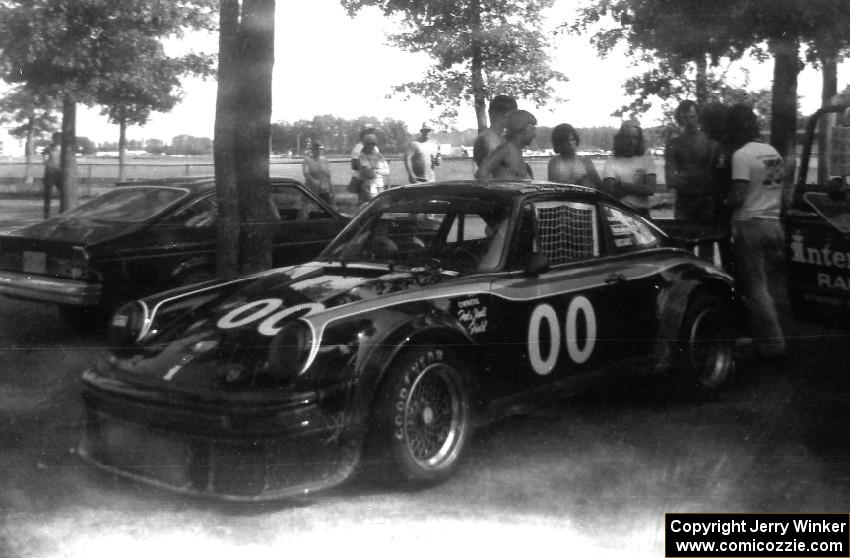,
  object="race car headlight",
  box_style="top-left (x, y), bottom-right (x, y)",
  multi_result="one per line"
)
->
top-left (267, 320), bottom-right (313, 384)
top-left (107, 301), bottom-right (148, 348)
